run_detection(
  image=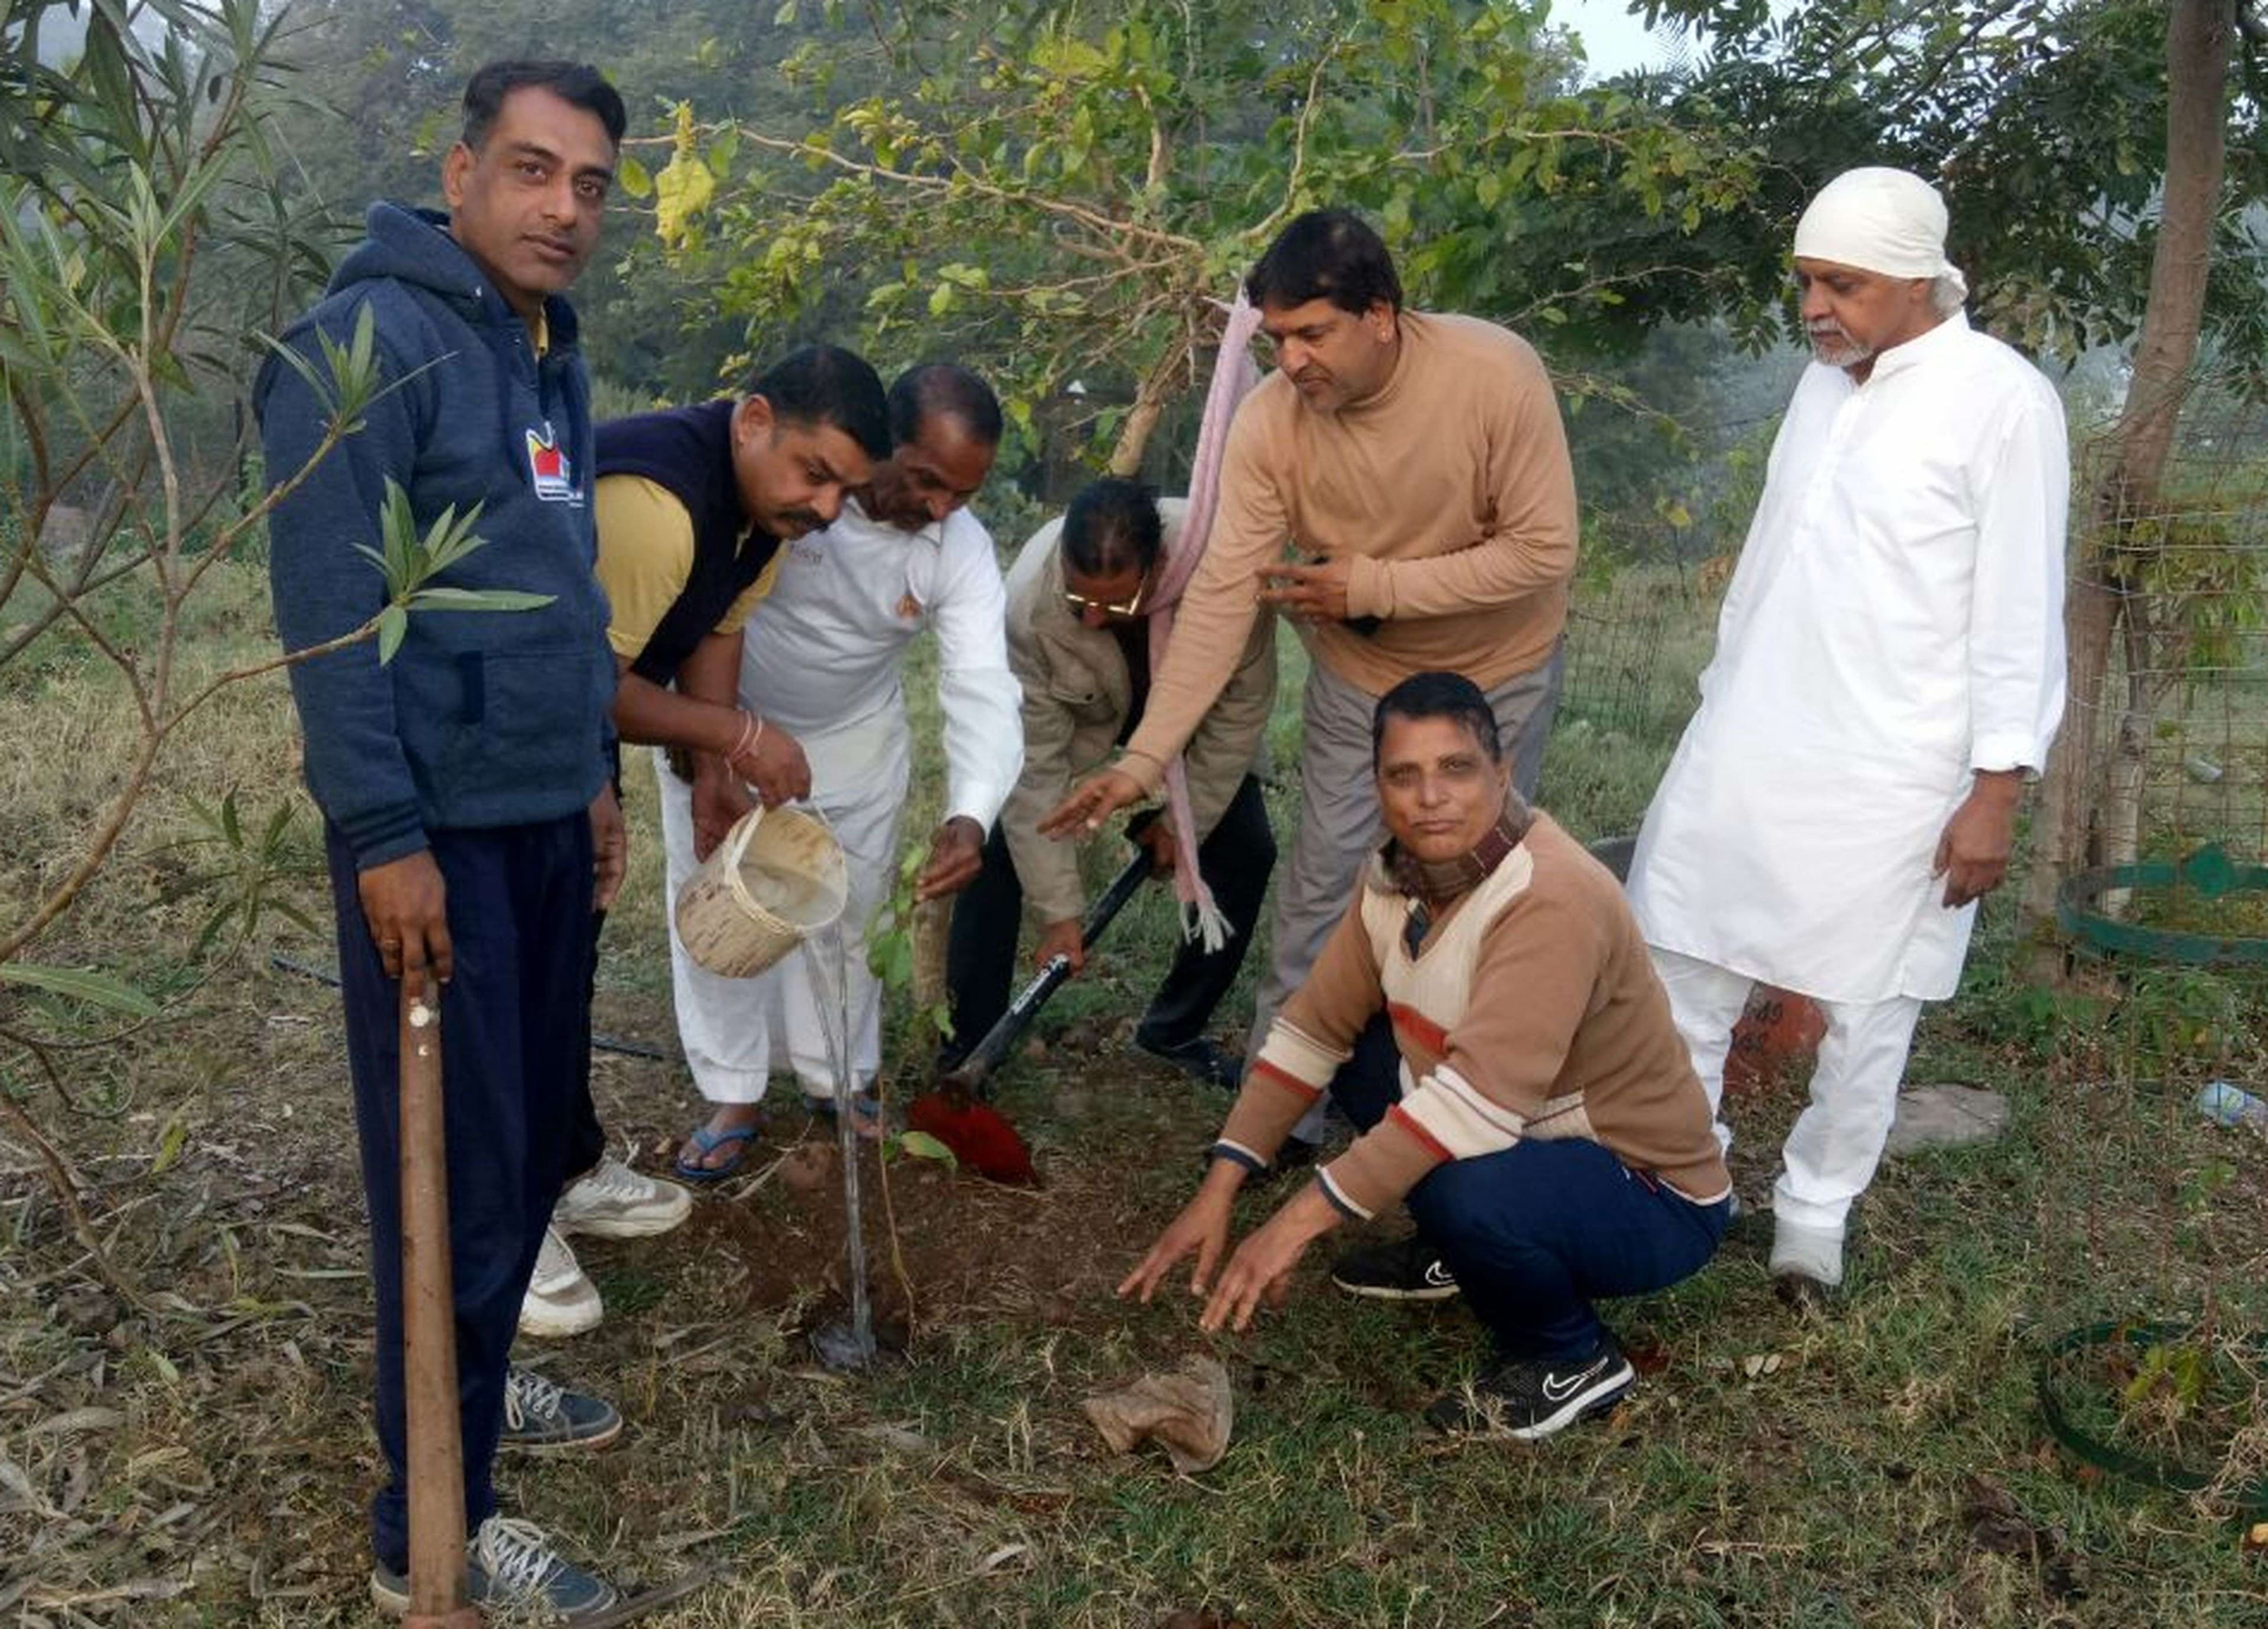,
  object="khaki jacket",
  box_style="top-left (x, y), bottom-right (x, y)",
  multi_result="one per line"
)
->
top-left (1001, 499), bottom-right (1276, 924)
